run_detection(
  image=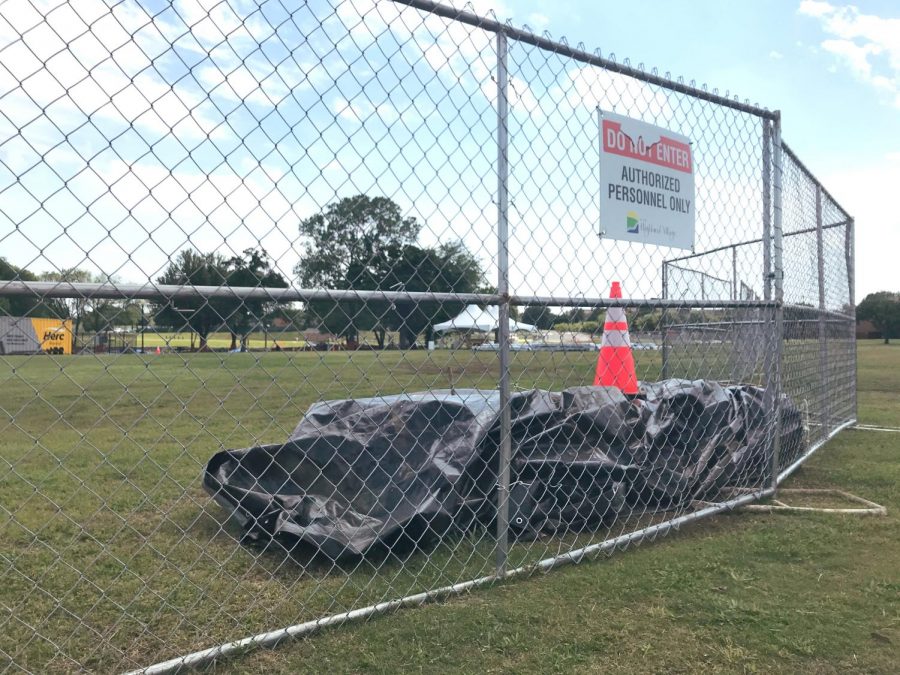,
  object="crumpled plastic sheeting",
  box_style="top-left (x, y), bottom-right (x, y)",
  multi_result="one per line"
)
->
top-left (203, 380), bottom-right (806, 558)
